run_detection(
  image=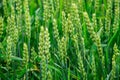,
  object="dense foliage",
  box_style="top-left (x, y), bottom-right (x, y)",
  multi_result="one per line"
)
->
top-left (0, 0), bottom-right (120, 80)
